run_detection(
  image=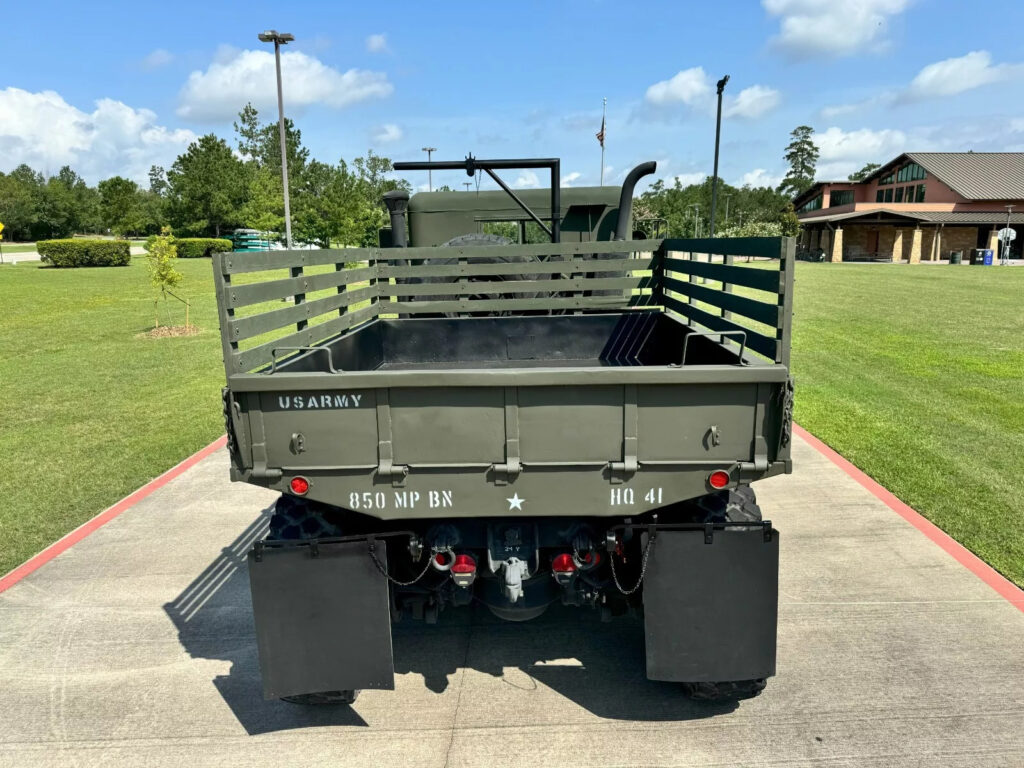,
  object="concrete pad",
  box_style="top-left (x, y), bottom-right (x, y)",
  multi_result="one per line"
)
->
top-left (1, 434), bottom-right (1022, 767)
